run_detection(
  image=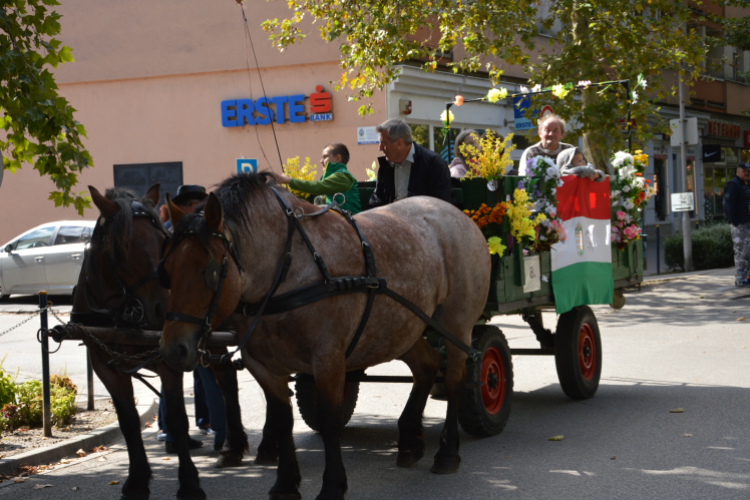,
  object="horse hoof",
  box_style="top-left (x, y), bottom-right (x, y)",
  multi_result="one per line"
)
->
top-left (255, 450), bottom-right (279, 465)
top-left (176, 488), bottom-right (207, 500)
top-left (430, 455), bottom-right (461, 475)
top-left (268, 489), bottom-right (301, 500)
top-left (120, 493), bottom-right (149, 500)
top-left (396, 449), bottom-right (424, 468)
top-left (214, 454), bottom-right (243, 468)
